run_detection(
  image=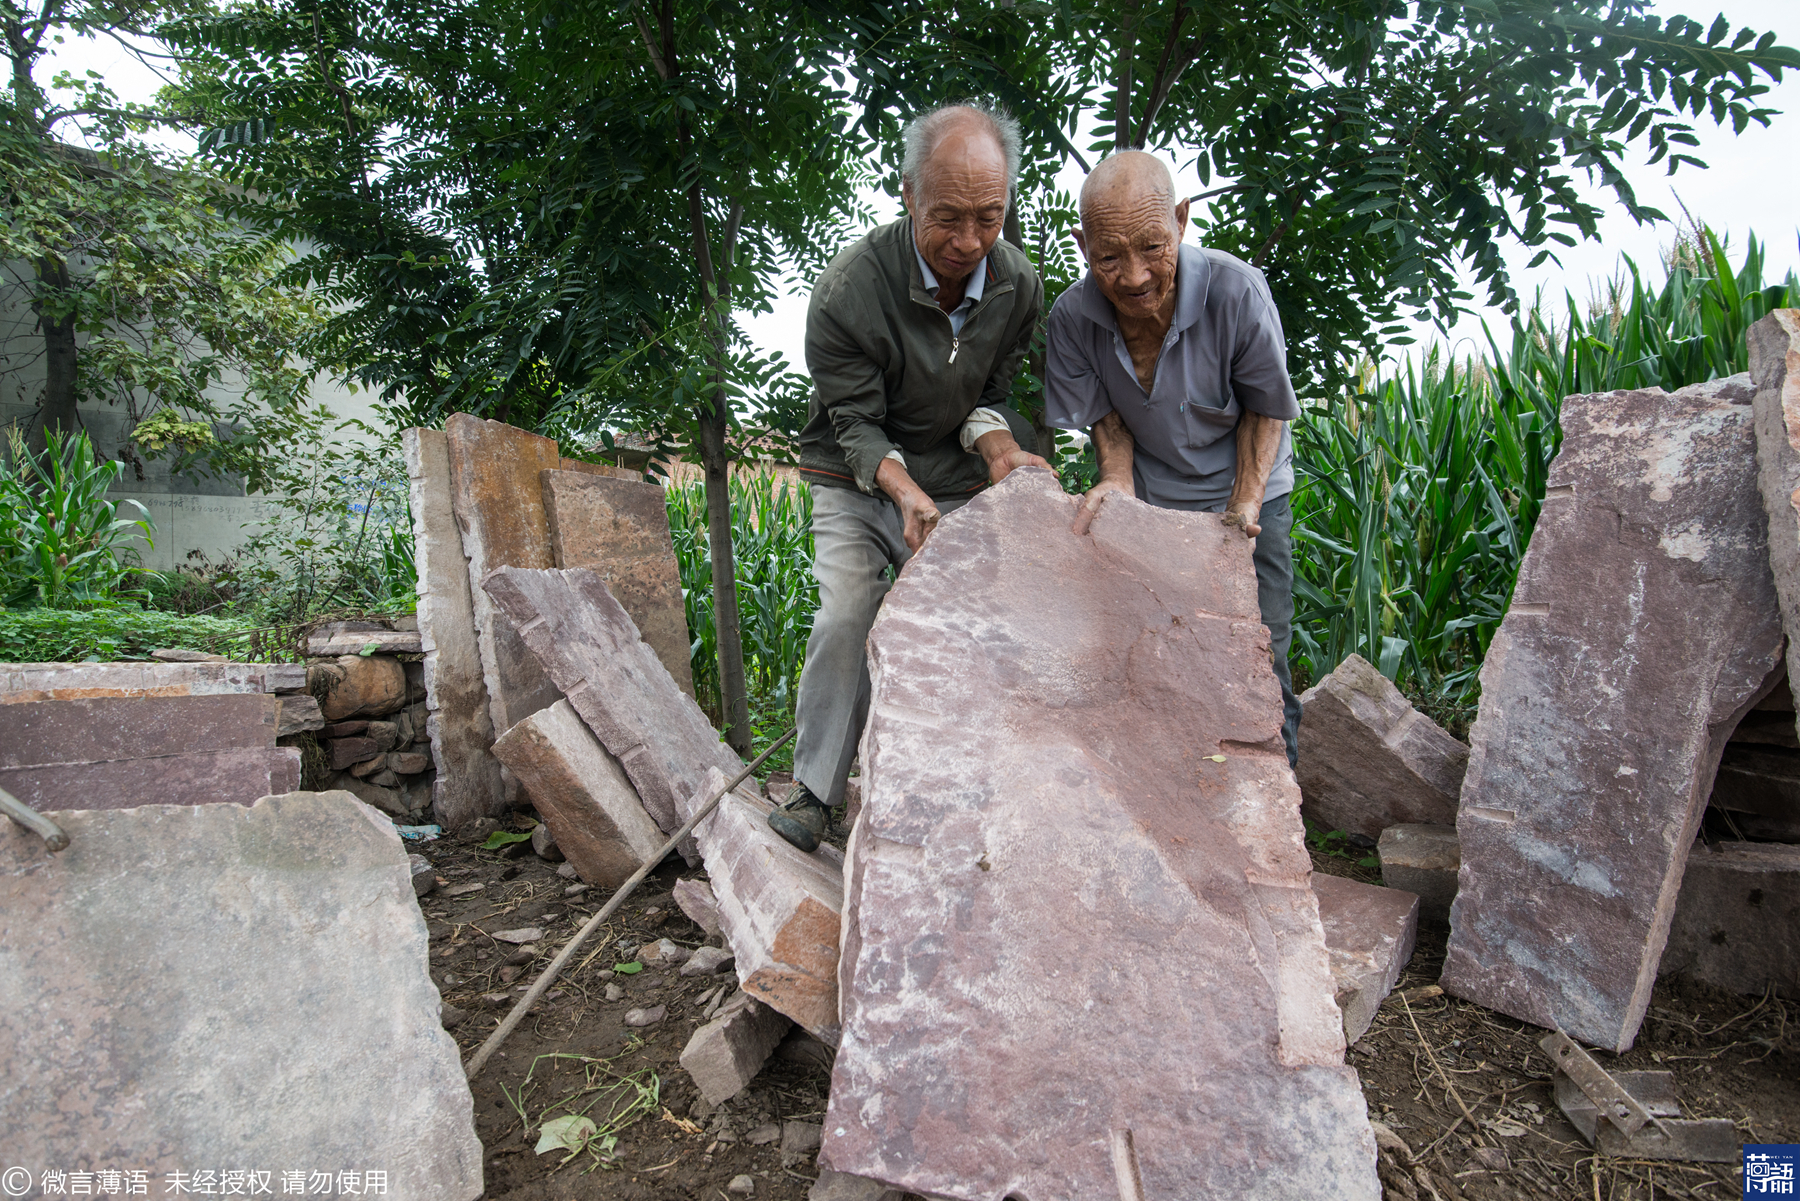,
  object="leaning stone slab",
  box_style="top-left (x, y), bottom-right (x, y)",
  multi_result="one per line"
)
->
top-left (491, 699), bottom-right (667, 888)
top-left (1296, 653), bottom-right (1467, 839)
top-left (1751, 309), bottom-right (1800, 747)
top-left (482, 566), bottom-right (740, 836)
top-left (0, 660), bottom-right (306, 702)
top-left (1313, 872), bottom-right (1419, 1045)
top-left (0, 791), bottom-right (483, 1196)
top-left (824, 469), bottom-right (1378, 1201)
top-left (679, 990), bottom-right (793, 1106)
top-left (404, 427), bottom-right (506, 828)
top-left (543, 468), bottom-right (695, 697)
top-left (1659, 840), bottom-right (1799, 999)
top-left (674, 877), bottom-right (724, 937)
top-left (0, 695), bottom-right (300, 811)
top-left (692, 767), bottom-right (845, 1044)
top-left (1377, 823), bottom-right (1460, 924)
top-left (1442, 376), bottom-right (1784, 1053)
